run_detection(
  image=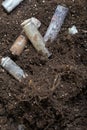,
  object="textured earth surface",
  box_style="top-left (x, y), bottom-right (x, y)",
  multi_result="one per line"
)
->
top-left (0, 0), bottom-right (87, 130)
